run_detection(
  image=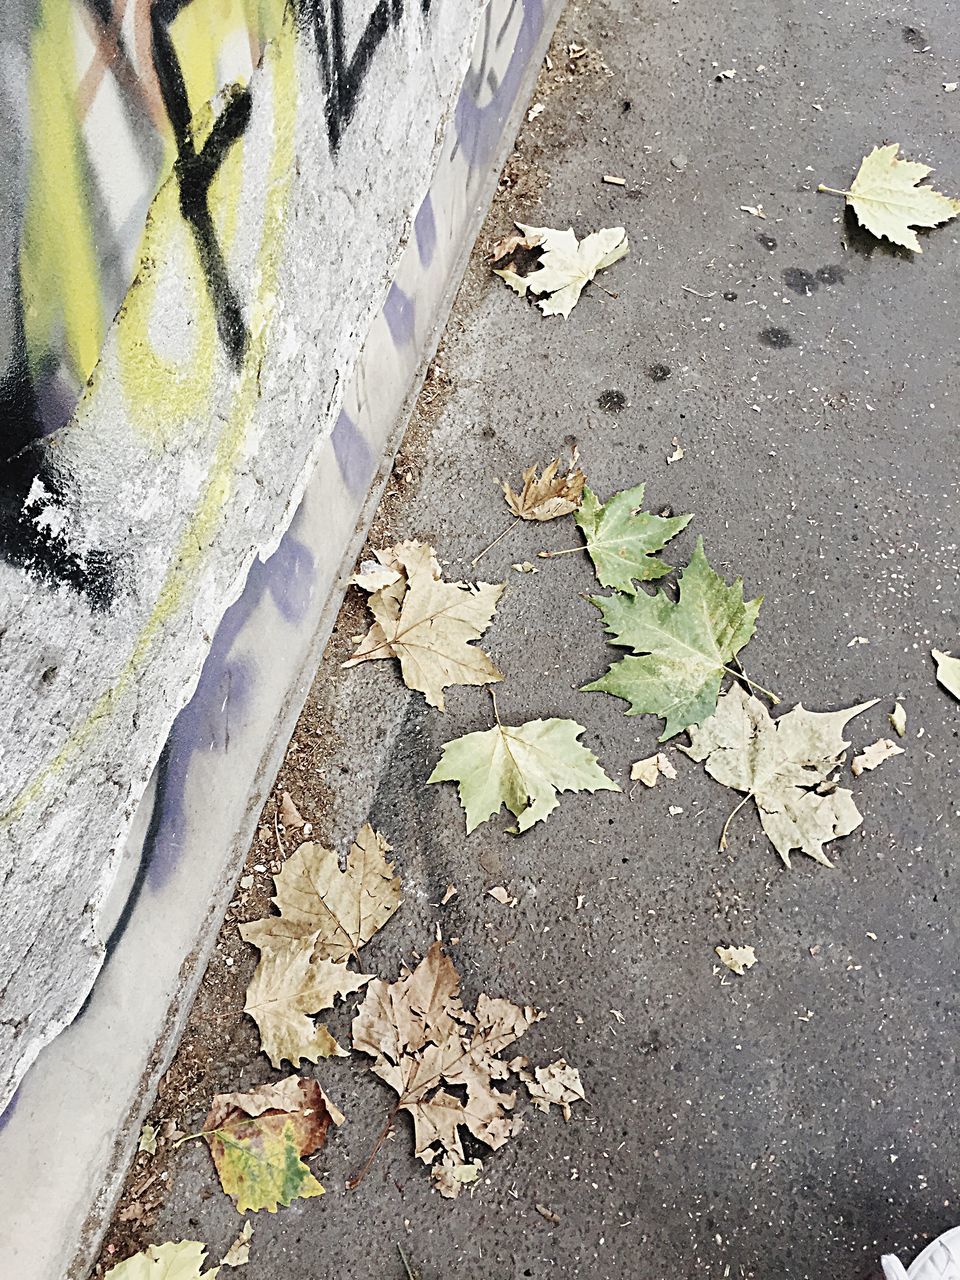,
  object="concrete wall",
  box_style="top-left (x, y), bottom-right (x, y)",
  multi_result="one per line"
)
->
top-left (0, 0), bottom-right (499, 1113)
